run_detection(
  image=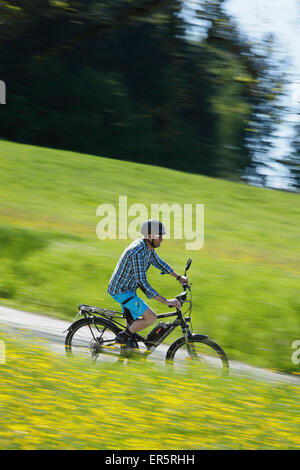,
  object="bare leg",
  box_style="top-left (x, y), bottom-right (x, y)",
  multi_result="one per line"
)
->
top-left (128, 308), bottom-right (157, 334)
